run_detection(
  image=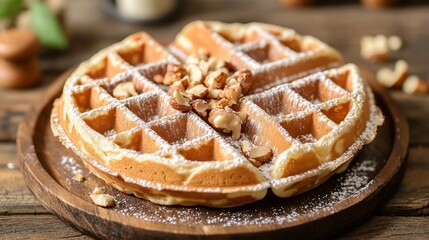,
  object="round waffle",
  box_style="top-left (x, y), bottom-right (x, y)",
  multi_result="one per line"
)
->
top-left (50, 21), bottom-right (383, 207)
